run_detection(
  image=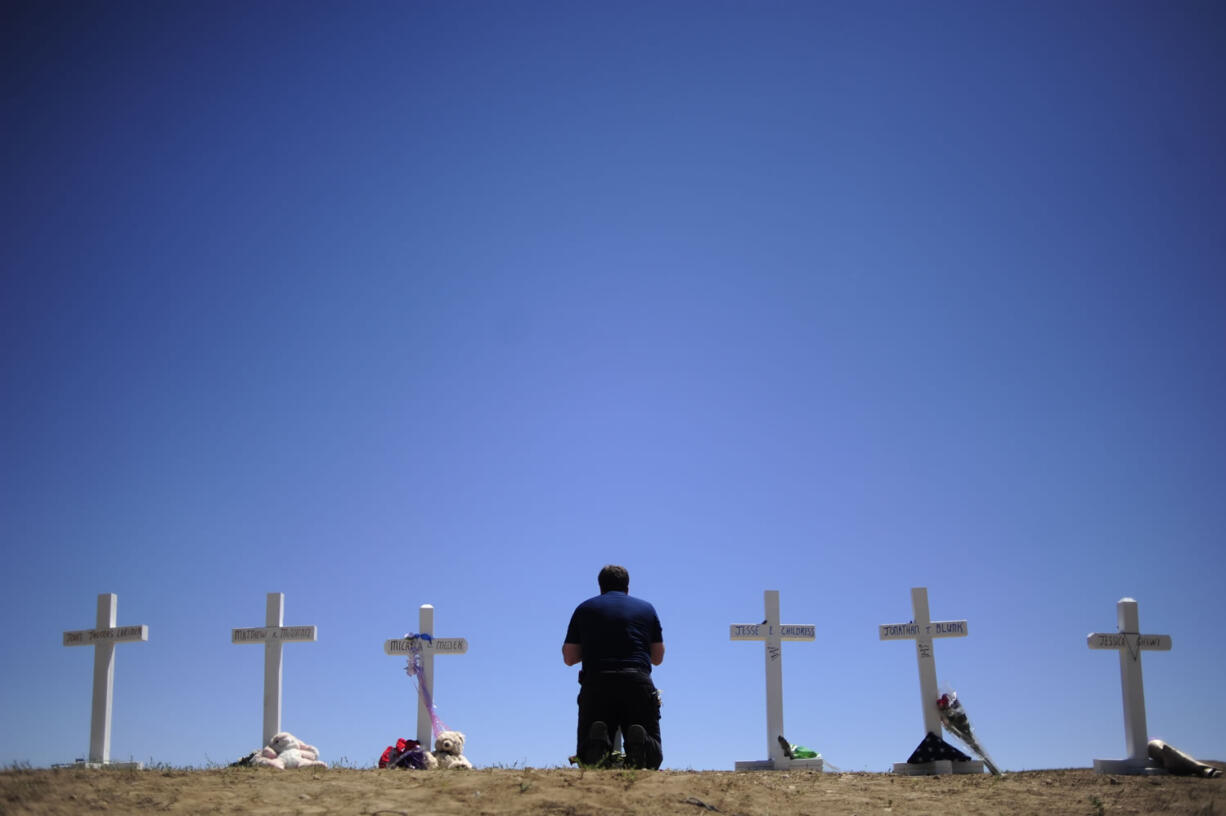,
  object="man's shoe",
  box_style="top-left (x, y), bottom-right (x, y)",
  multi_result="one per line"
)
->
top-left (625, 724), bottom-right (648, 769)
top-left (580, 721), bottom-right (611, 766)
